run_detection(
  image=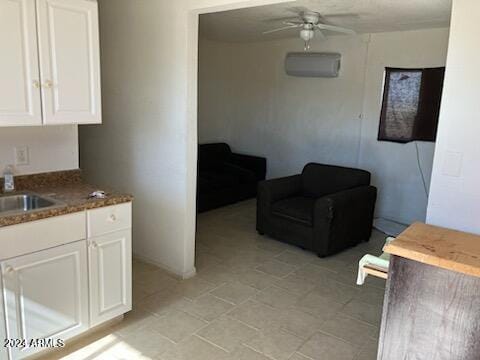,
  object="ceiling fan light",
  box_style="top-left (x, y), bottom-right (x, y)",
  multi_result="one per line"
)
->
top-left (300, 29), bottom-right (314, 41)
